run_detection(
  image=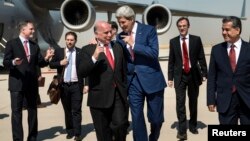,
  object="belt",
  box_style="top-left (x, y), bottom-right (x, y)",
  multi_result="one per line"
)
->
top-left (63, 82), bottom-right (78, 86)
